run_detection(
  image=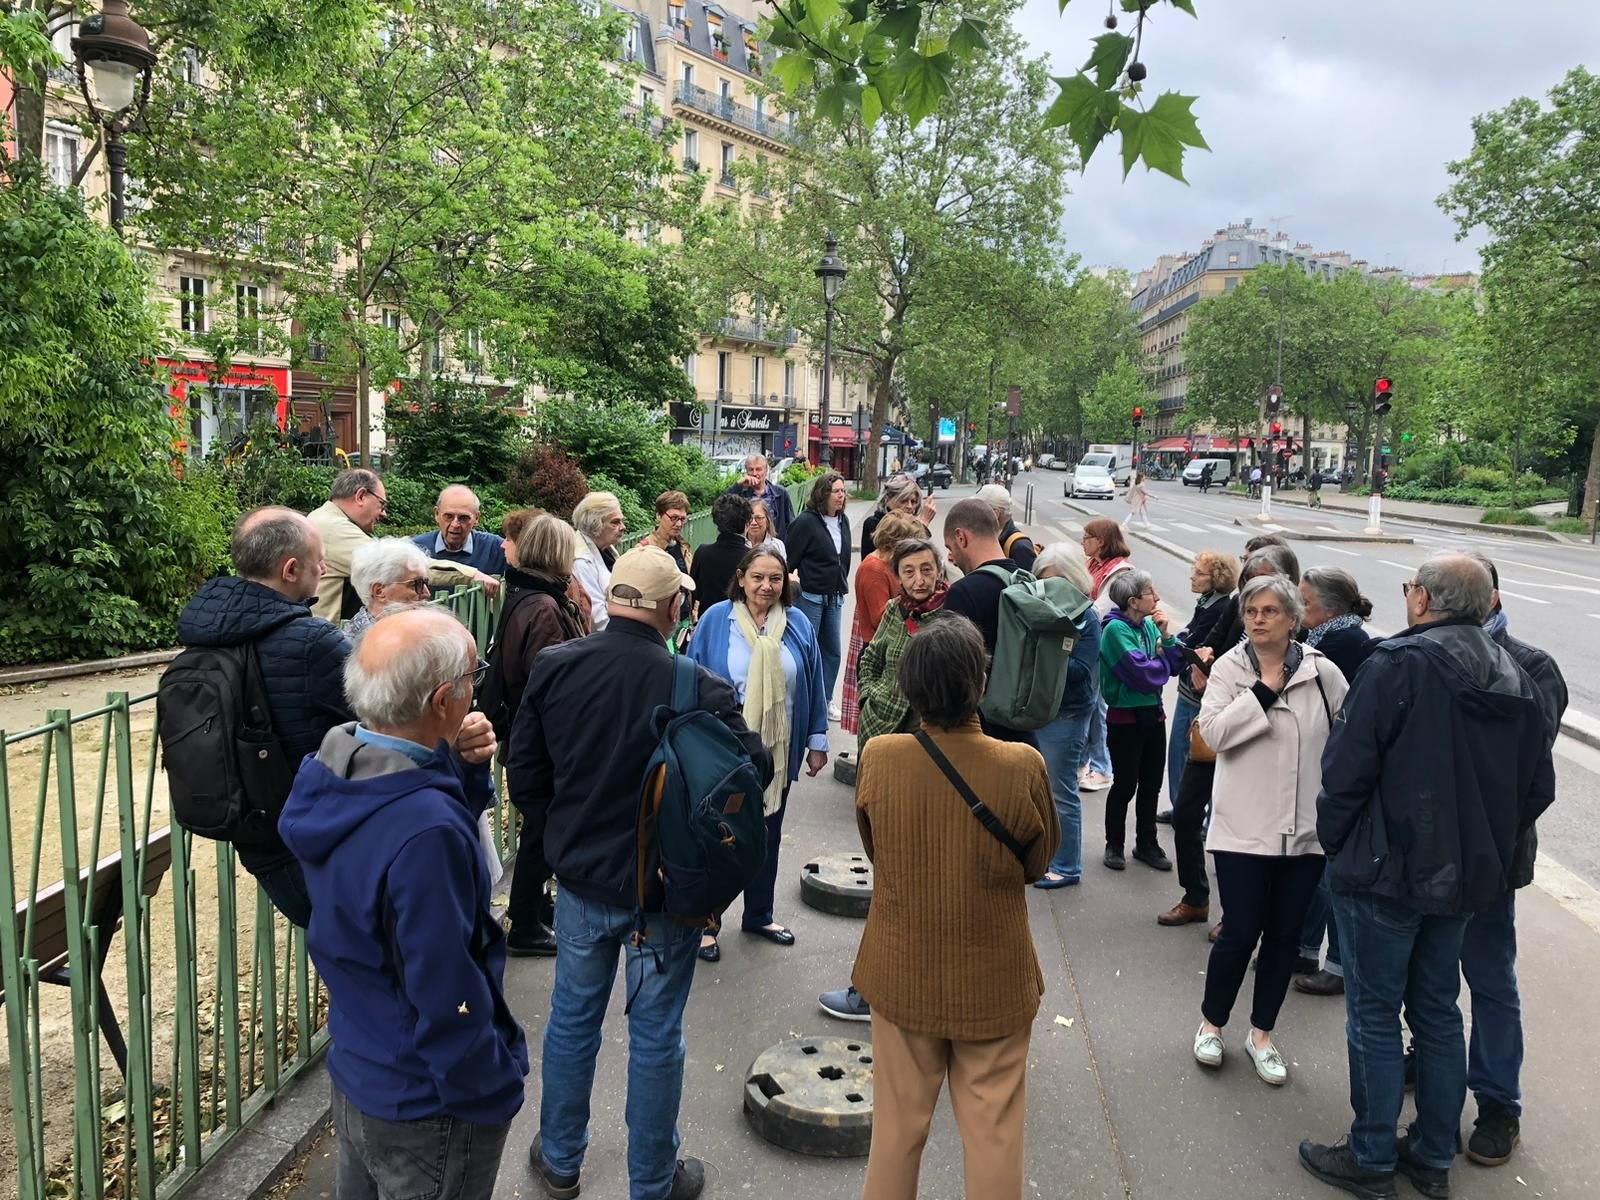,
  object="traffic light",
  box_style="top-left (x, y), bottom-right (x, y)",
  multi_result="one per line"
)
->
top-left (1270, 422), bottom-right (1282, 437)
top-left (968, 422), bottom-right (976, 433)
top-left (1373, 377), bottom-right (1393, 416)
top-left (1401, 431), bottom-right (1412, 443)
top-left (1131, 406), bottom-right (1143, 430)
top-left (1266, 385), bottom-right (1282, 416)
